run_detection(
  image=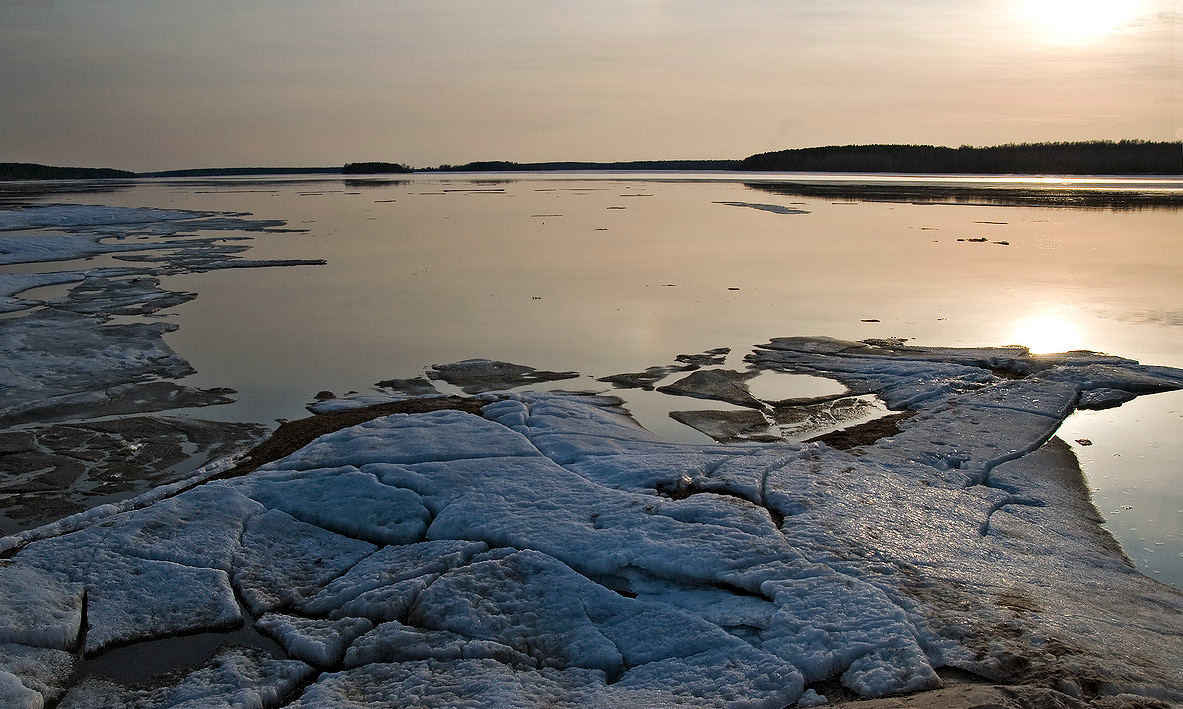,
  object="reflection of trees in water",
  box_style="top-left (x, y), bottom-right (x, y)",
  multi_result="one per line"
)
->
top-left (343, 179), bottom-right (411, 189)
top-left (0, 180), bottom-right (135, 208)
top-left (744, 182), bottom-right (1183, 211)
top-left (342, 162), bottom-right (413, 175)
